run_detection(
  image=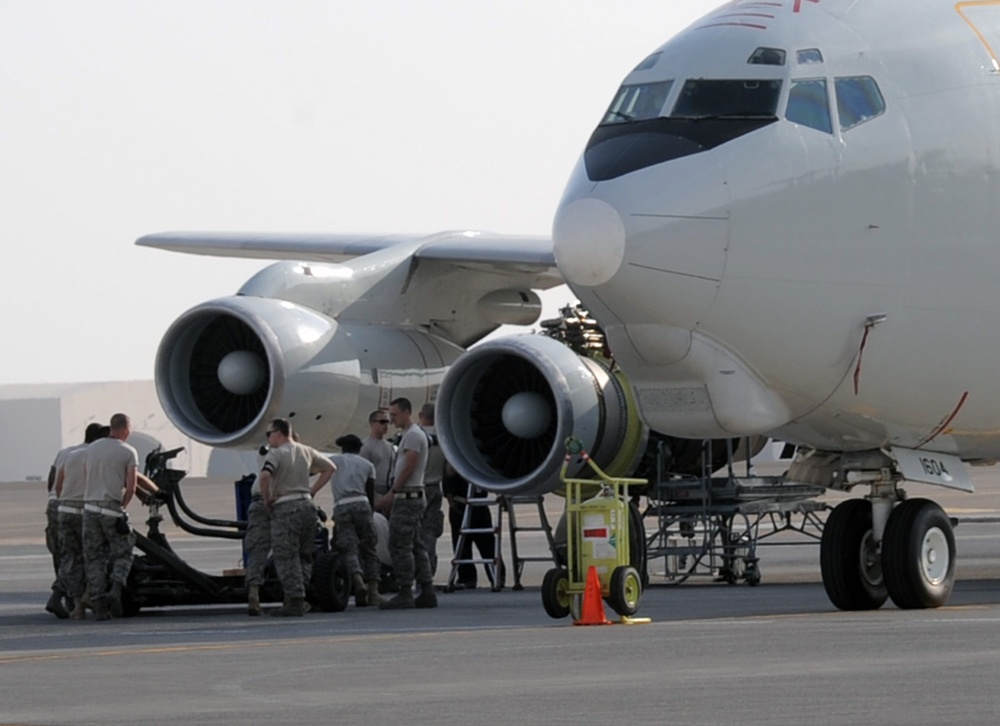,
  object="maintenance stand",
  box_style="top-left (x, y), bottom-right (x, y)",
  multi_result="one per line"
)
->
top-left (644, 439), bottom-right (827, 585)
